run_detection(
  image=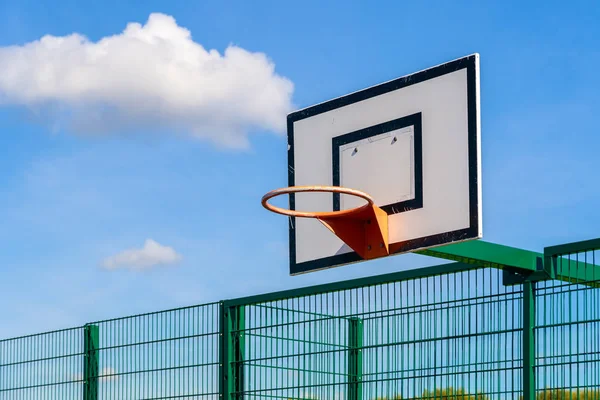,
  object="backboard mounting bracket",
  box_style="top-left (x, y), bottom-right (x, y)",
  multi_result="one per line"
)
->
top-left (416, 239), bottom-right (600, 287)
top-left (318, 201), bottom-right (389, 260)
